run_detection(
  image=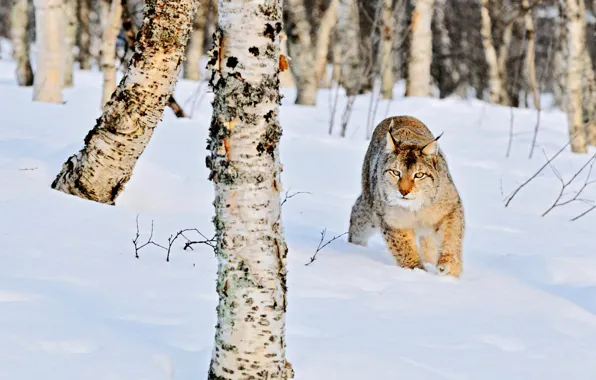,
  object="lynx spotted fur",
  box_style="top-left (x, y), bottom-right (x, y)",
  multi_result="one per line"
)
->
top-left (348, 116), bottom-right (465, 277)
